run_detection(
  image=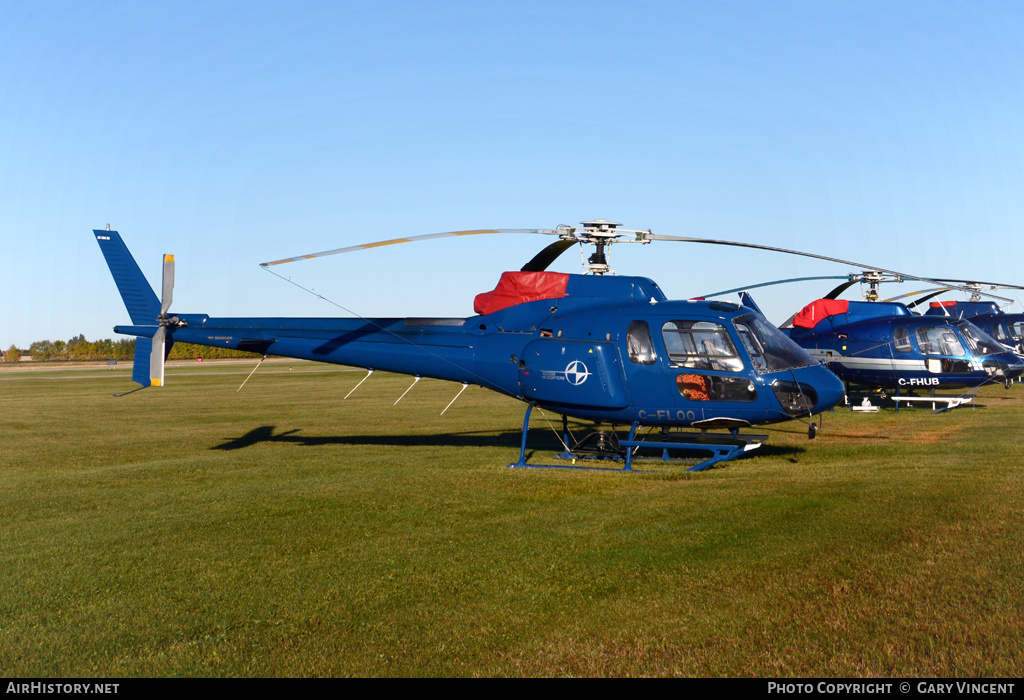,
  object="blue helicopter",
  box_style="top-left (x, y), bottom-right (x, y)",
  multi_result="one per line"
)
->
top-left (97, 221), bottom-right (864, 472)
top-left (707, 271), bottom-right (1024, 397)
top-left (904, 280), bottom-right (1024, 355)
